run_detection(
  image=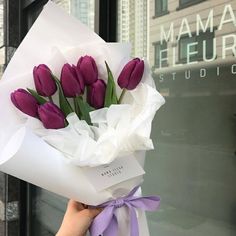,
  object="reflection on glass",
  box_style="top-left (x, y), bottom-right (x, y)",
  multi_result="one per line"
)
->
top-left (155, 0), bottom-right (168, 16)
top-left (70, 0), bottom-right (94, 30)
top-left (118, 0), bottom-right (236, 235)
top-left (179, 30), bottom-right (215, 63)
top-left (154, 41), bottom-right (168, 68)
top-left (52, 0), bottom-right (94, 30)
top-left (117, 0), bottom-right (147, 58)
top-left (179, 0), bottom-right (207, 8)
